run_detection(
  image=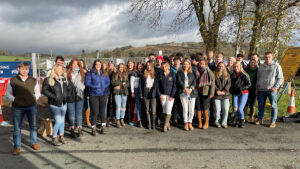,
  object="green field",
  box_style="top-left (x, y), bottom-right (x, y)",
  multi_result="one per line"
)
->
top-left (0, 56), bottom-right (30, 61)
